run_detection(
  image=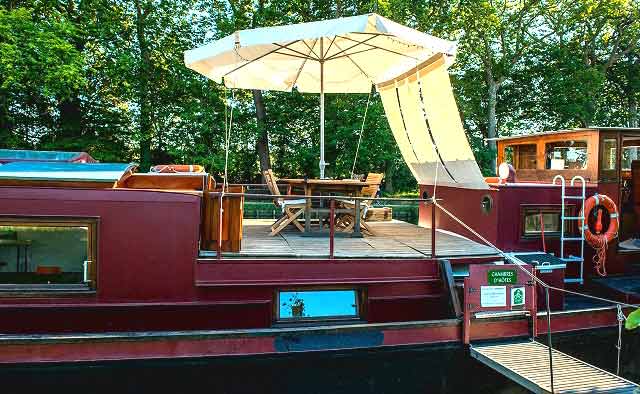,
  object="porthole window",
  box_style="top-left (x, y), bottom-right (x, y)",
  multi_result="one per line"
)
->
top-left (481, 195), bottom-right (493, 215)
